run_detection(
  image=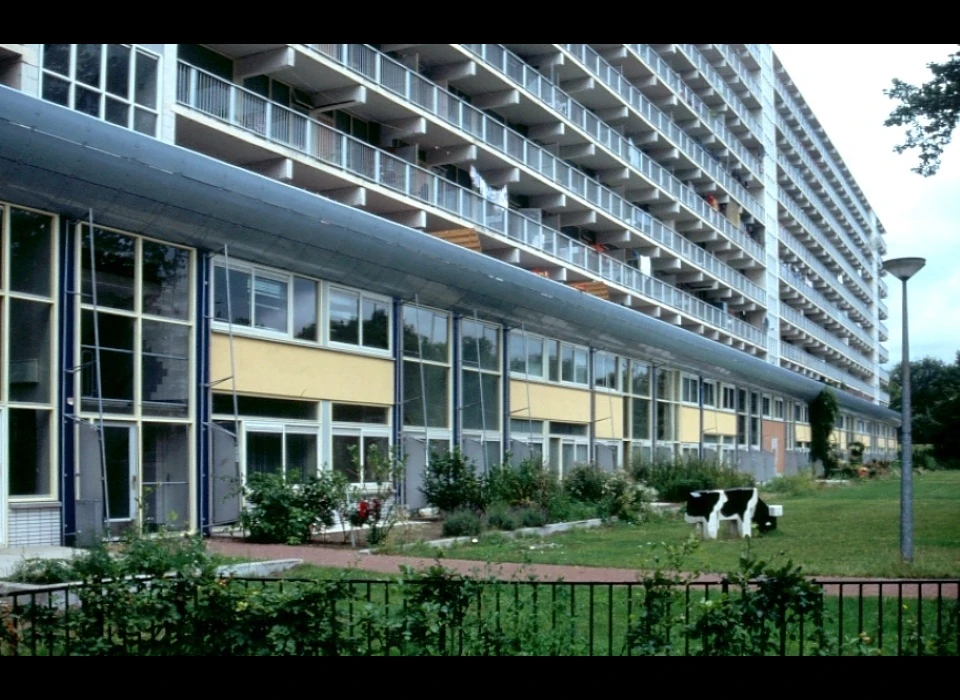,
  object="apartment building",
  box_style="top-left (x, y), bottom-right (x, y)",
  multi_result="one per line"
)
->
top-left (0, 44), bottom-right (898, 547)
